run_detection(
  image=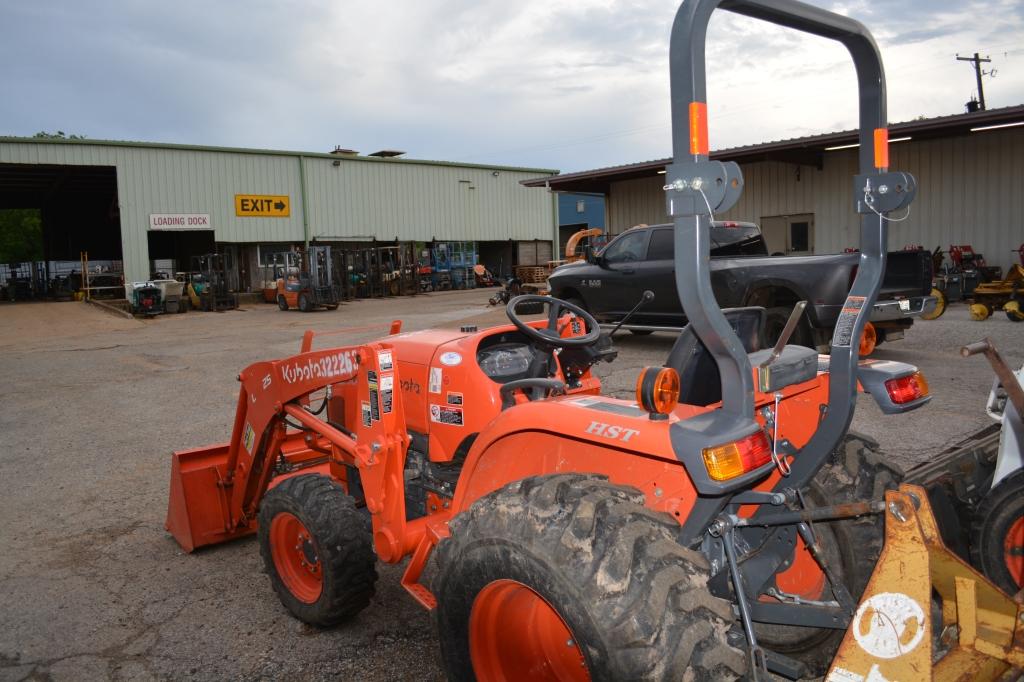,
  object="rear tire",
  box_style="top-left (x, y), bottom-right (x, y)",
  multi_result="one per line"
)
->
top-left (277, 294), bottom-right (288, 311)
top-left (258, 474), bottom-right (377, 627)
top-left (434, 474), bottom-right (745, 681)
top-left (765, 306), bottom-right (812, 348)
top-left (971, 470), bottom-right (1024, 595)
top-left (755, 433), bottom-right (901, 675)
